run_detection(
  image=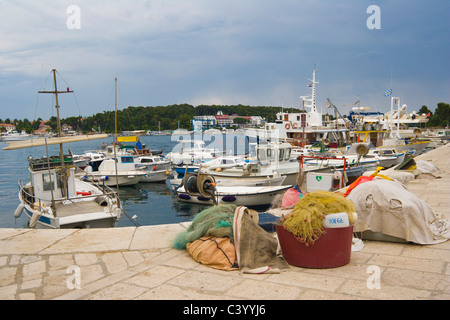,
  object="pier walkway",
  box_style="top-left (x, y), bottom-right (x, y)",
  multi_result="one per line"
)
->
top-left (0, 144), bottom-right (449, 301)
